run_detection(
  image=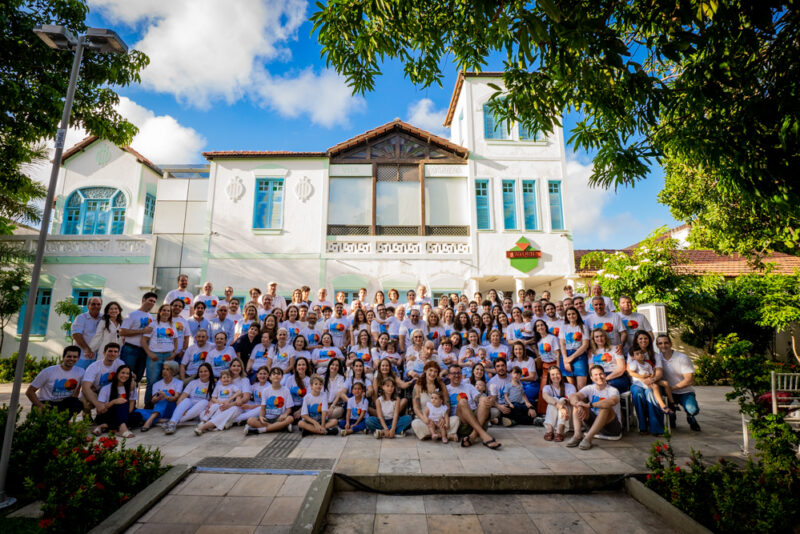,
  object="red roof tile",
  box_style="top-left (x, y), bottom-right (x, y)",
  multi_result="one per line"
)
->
top-left (326, 118), bottom-right (468, 158)
top-left (62, 135), bottom-right (163, 175)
